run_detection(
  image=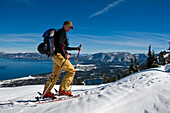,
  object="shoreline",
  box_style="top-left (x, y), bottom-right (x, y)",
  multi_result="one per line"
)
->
top-left (0, 72), bottom-right (52, 87)
top-left (0, 64), bottom-right (97, 87)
